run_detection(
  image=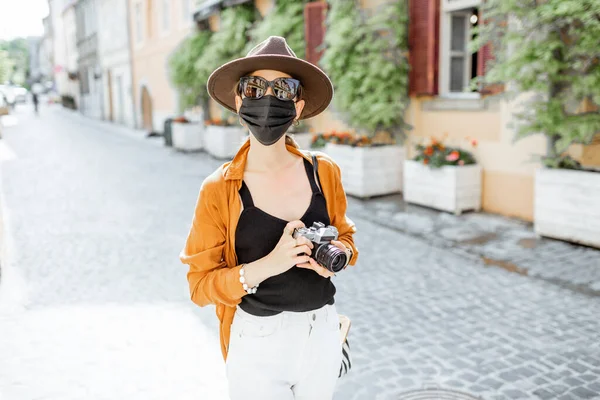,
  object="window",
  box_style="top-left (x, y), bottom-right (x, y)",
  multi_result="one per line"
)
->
top-left (440, 0), bottom-right (481, 96)
top-left (135, 1), bottom-right (144, 43)
top-left (162, 0), bottom-right (171, 33)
